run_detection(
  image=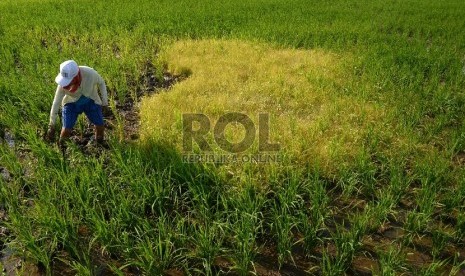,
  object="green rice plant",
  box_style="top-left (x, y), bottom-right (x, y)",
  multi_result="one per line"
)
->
top-left (417, 258), bottom-right (449, 276)
top-left (0, 143), bottom-right (23, 182)
top-left (267, 170), bottom-right (305, 268)
top-left (365, 189), bottom-right (396, 232)
top-left (297, 174), bottom-right (330, 256)
top-left (431, 229), bottom-right (451, 259)
top-left (6, 212), bottom-right (58, 276)
top-left (297, 210), bottom-right (321, 256)
top-left (336, 148), bottom-right (378, 200)
top-left (110, 100), bottom-right (126, 143)
top-left (57, 231), bottom-right (97, 276)
top-left (403, 211), bottom-right (430, 245)
top-left (303, 174), bottom-right (330, 220)
top-left (321, 214), bottom-right (365, 275)
top-left (439, 184), bottom-right (463, 221)
top-left (119, 160), bottom-right (175, 219)
top-left (321, 245), bottom-right (346, 276)
top-left (189, 221), bottom-right (226, 275)
top-left (456, 212), bottom-right (465, 241)
top-left (376, 245), bottom-right (407, 276)
top-left (449, 254), bottom-right (465, 276)
top-left (88, 211), bottom-right (120, 258)
top-left (228, 184), bottom-right (265, 275)
top-left (132, 217), bottom-right (183, 275)
top-left (416, 184), bottom-right (437, 221)
top-left (336, 170), bottom-right (363, 200)
top-left (67, 261), bottom-right (93, 276)
top-left (387, 159), bottom-right (412, 204)
top-left (270, 203), bottom-right (297, 268)
top-left (332, 226), bottom-right (361, 273)
top-left (229, 210), bottom-right (261, 275)
top-left (21, 164), bottom-right (103, 274)
top-left (16, 122), bottom-right (46, 152)
top-left (404, 180), bottom-right (437, 238)
top-left (349, 212), bottom-right (370, 243)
